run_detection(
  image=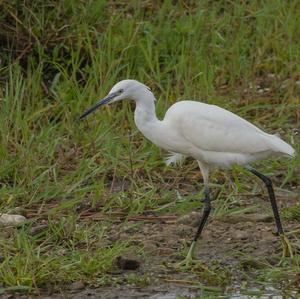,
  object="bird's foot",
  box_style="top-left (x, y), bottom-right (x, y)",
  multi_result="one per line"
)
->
top-left (174, 241), bottom-right (203, 269)
top-left (280, 233), bottom-right (293, 259)
top-left (175, 256), bottom-right (197, 269)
